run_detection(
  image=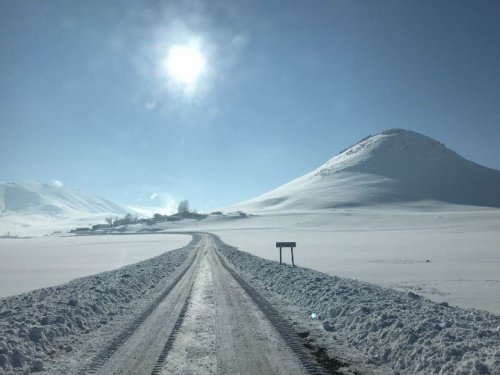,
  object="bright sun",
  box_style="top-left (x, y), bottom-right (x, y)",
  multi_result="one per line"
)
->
top-left (165, 44), bottom-right (206, 84)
